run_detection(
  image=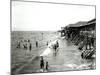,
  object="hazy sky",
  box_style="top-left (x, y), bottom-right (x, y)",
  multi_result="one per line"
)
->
top-left (12, 1), bottom-right (95, 31)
